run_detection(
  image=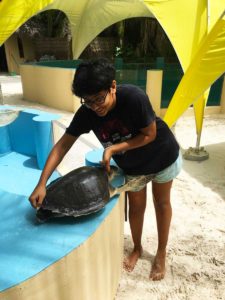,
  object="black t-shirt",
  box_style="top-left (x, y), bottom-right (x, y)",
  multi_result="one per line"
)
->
top-left (66, 84), bottom-right (180, 175)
